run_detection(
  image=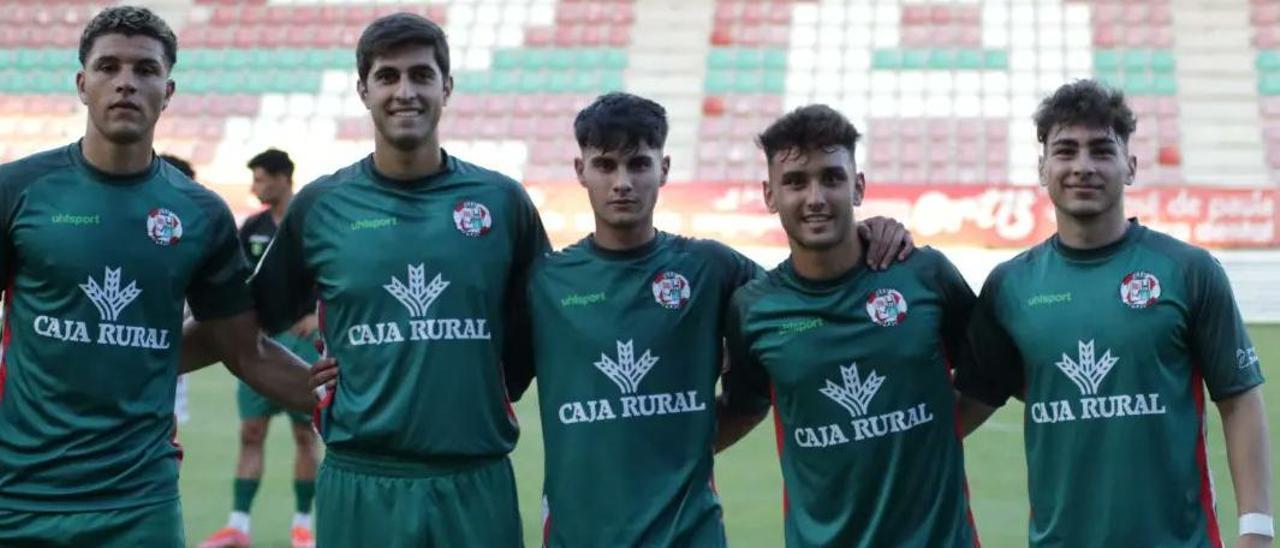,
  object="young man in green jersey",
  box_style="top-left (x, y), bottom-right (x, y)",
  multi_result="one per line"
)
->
top-left (200, 149), bottom-right (319, 548)
top-left (955, 80), bottom-right (1273, 547)
top-left (248, 13), bottom-right (549, 547)
top-left (719, 105), bottom-right (980, 547)
top-left (0, 6), bottom-right (314, 547)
